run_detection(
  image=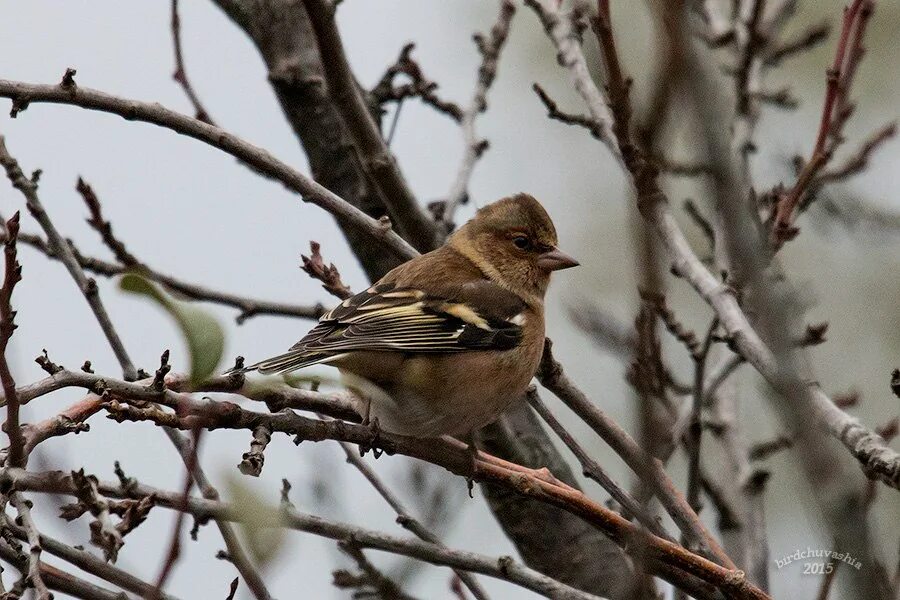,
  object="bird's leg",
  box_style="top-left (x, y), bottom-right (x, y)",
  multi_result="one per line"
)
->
top-left (370, 417), bottom-right (383, 459)
top-left (354, 393), bottom-right (382, 458)
top-left (461, 430), bottom-right (479, 498)
top-left (361, 393), bottom-right (373, 426)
